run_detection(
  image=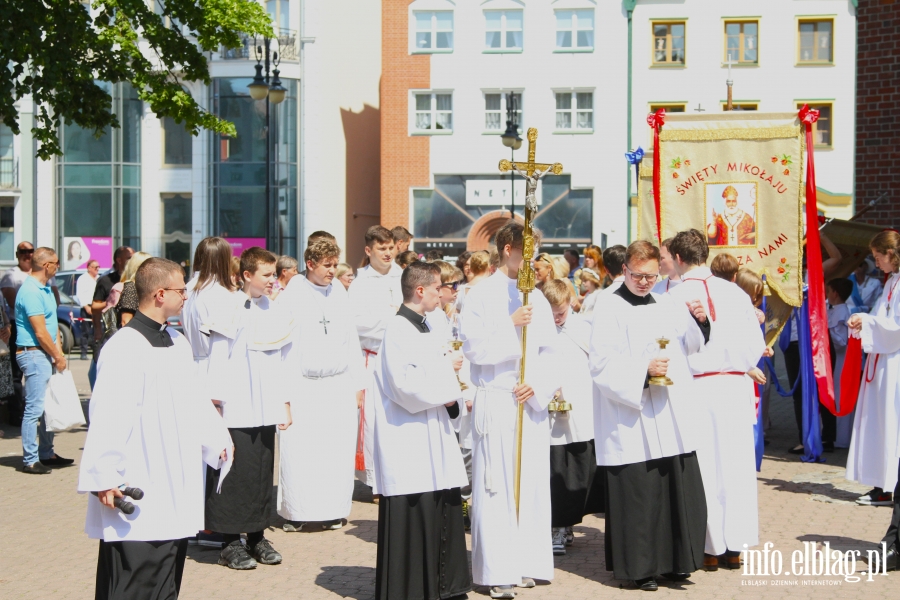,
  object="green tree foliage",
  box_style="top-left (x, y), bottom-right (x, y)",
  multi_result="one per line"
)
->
top-left (0, 0), bottom-right (273, 158)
